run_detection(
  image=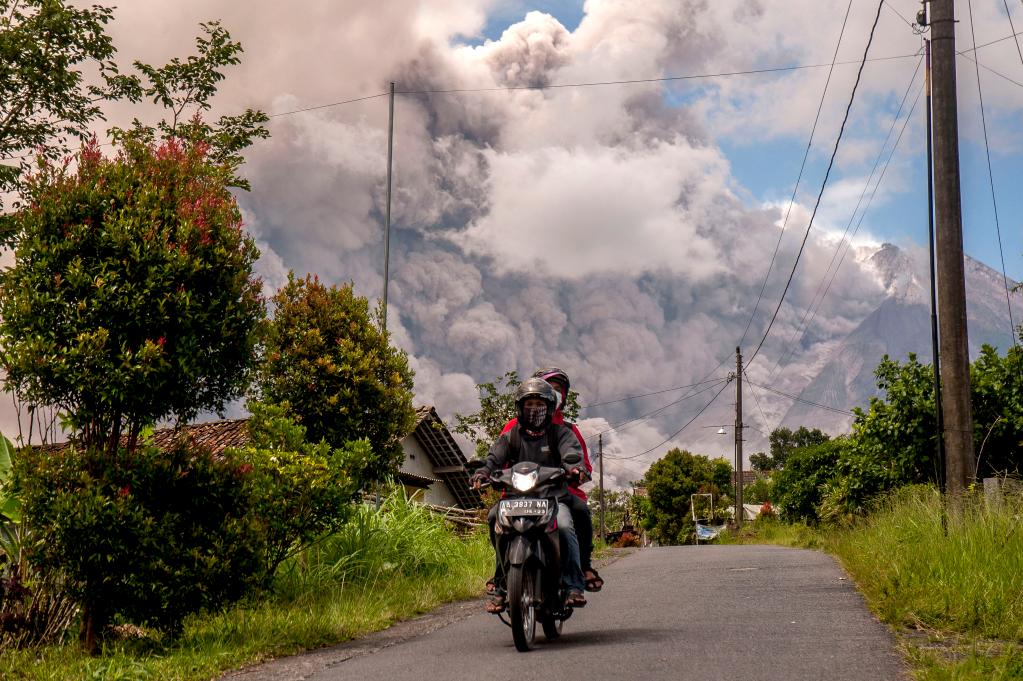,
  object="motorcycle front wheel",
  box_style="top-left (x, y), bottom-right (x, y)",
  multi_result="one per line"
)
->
top-left (507, 564), bottom-right (537, 651)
